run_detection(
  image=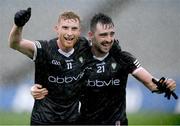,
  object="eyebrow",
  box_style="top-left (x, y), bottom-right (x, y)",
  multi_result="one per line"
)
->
top-left (99, 31), bottom-right (115, 36)
top-left (99, 33), bottom-right (108, 36)
top-left (72, 27), bottom-right (78, 29)
top-left (61, 26), bottom-right (79, 29)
